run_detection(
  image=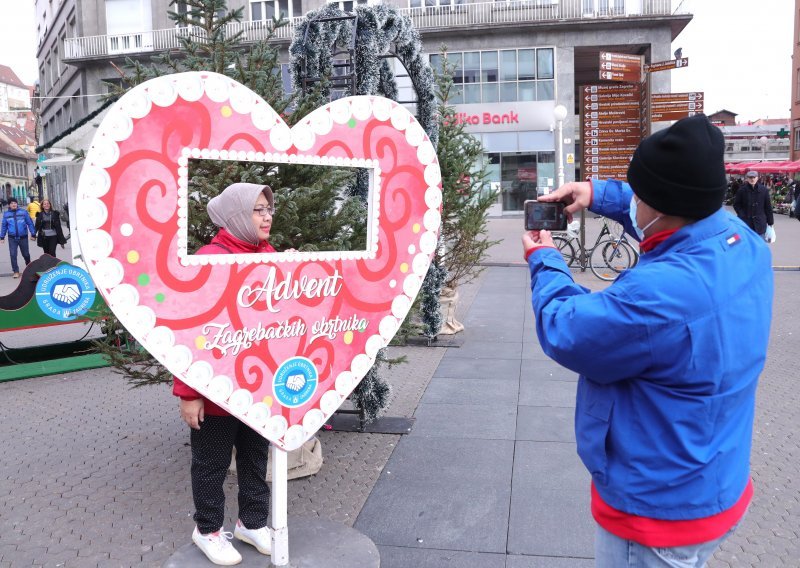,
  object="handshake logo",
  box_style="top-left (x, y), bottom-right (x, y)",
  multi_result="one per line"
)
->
top-left (36, 265), bottom-right (97, 322)
top-left (52, 283), bottom-right (82, 305)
